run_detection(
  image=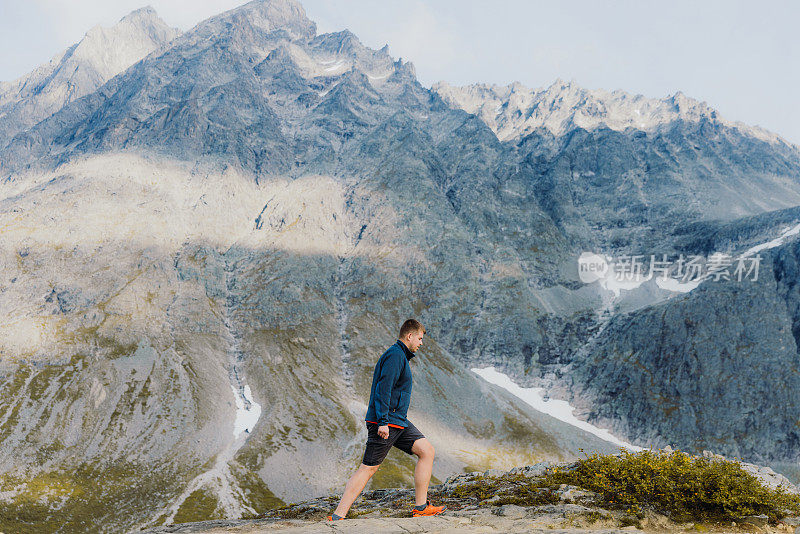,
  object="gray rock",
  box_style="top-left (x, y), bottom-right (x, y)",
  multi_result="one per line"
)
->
top-left (508, 462), bottom-right (553, 478)
top-left (492, 504), bottom-right (527, 518)
top-left (742, 514), bottom-right (769, 527)
top-left (558, 485), bottom-right (599, 502)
